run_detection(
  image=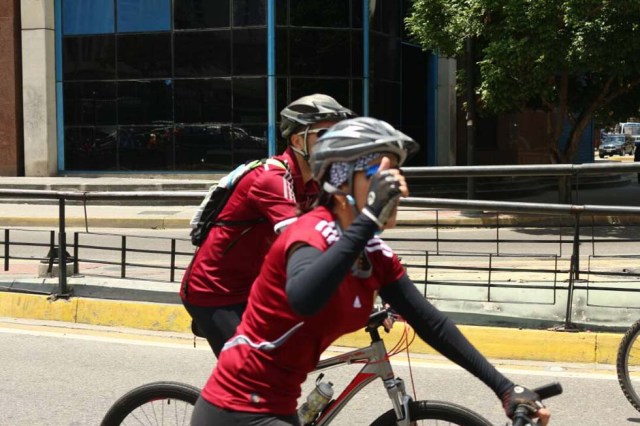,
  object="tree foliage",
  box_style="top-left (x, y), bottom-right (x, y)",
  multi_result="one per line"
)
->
top-left (406, 0), bottom-right (640, 162)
